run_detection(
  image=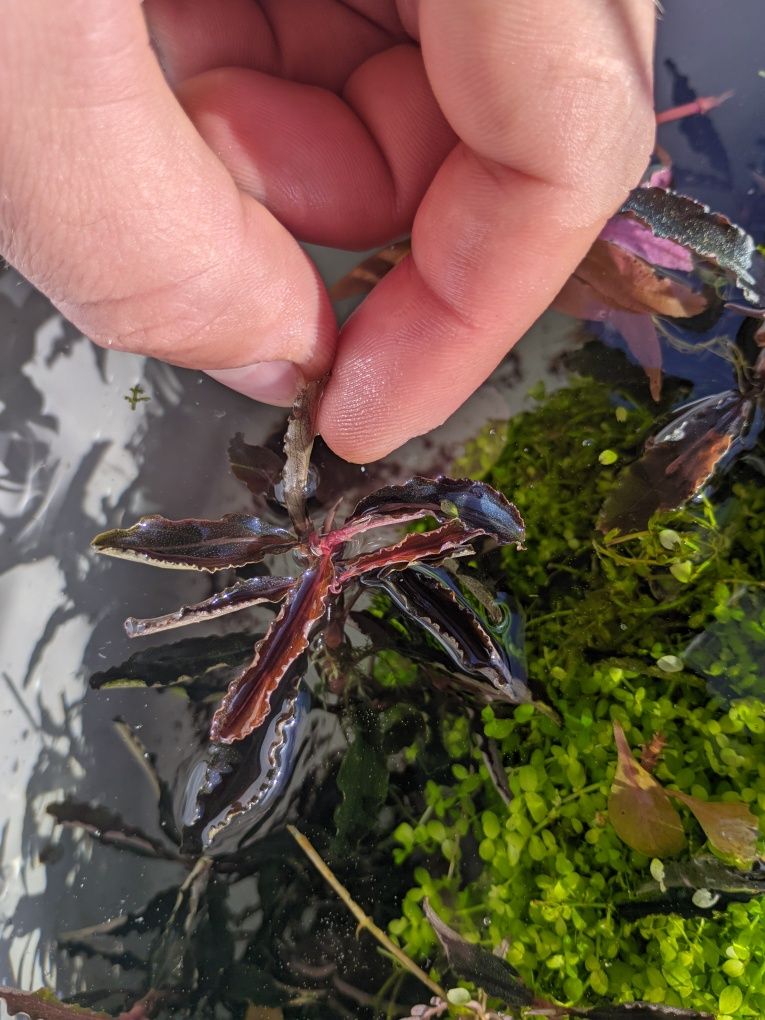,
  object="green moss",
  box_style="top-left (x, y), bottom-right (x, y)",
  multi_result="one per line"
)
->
top-left (386, 380), bottom-right (765, 1017)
